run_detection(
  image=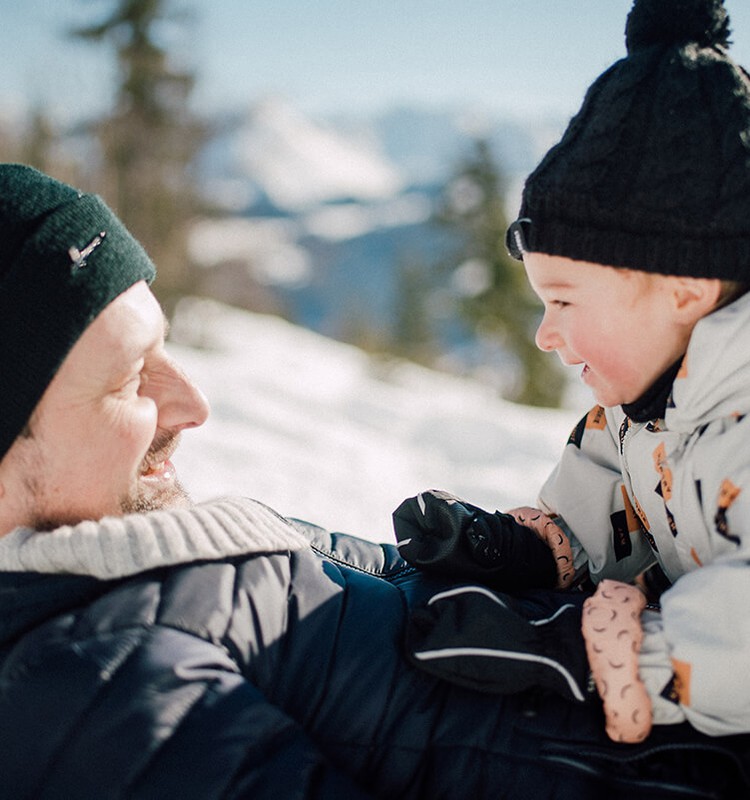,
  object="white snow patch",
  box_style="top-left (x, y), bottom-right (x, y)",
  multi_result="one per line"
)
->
top-left (170, 299), bottom-right (579, 543)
